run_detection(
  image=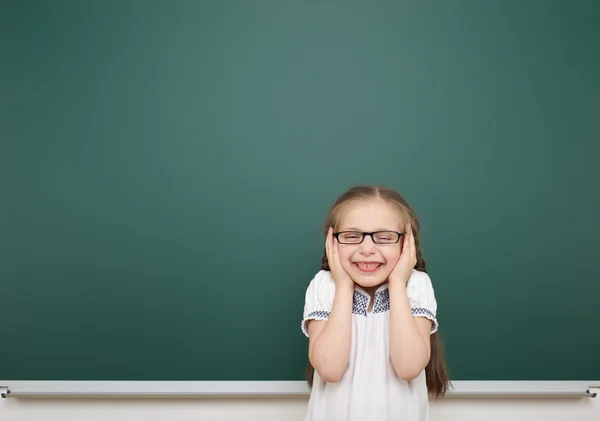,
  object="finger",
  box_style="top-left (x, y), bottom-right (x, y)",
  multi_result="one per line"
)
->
top-left (403, 223), bottom-right (414, 257)
top-left (408, 224), bottom-right (417, 260)
top-left (332, 232), bottom-right (339, 264)
top-left (326, 227), bottom-right (334, 260)
top-left (400, 224), bottom-right (410, 254)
